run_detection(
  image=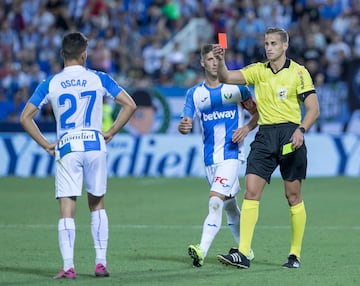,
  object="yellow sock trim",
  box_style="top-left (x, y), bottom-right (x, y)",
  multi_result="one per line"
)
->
top-left (289, 201), bottom-right (306, 258)
top-left (239, 199), bottom-right (259, 257)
